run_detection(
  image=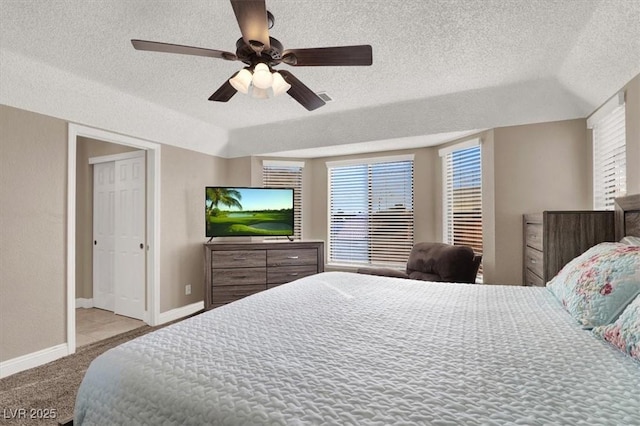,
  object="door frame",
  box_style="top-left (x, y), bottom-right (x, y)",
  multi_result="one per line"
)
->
top-left (67, 123), bottom-right (162, 355)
